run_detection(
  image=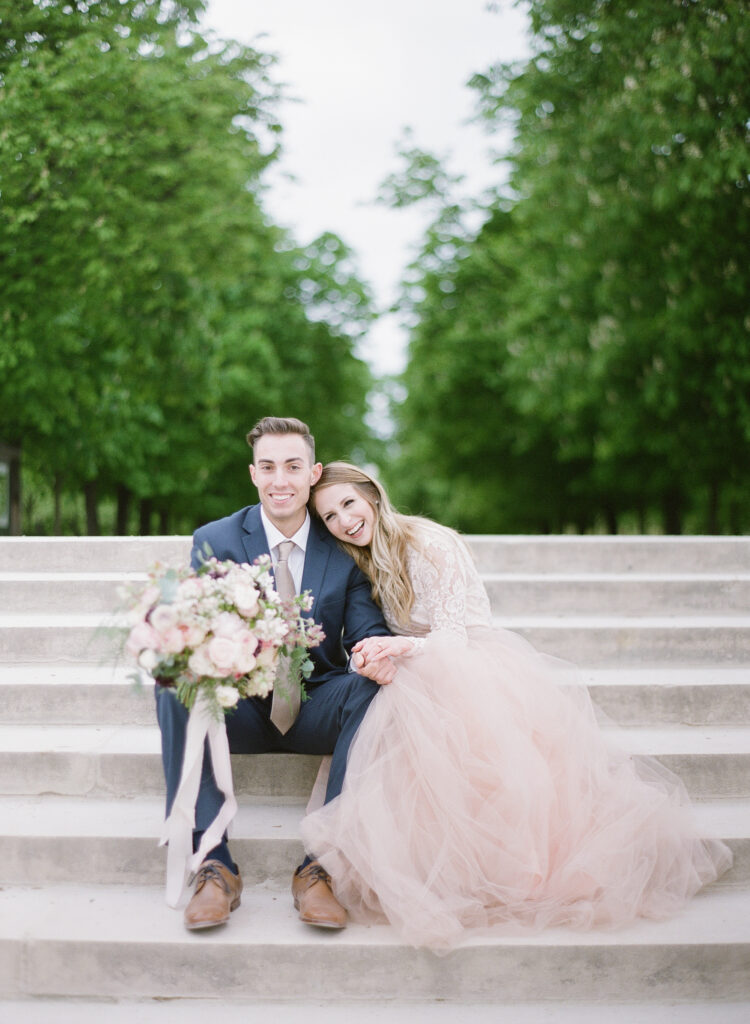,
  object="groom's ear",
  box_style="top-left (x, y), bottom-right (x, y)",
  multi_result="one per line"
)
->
top-left (310, 462), bottom-right (323, 485)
